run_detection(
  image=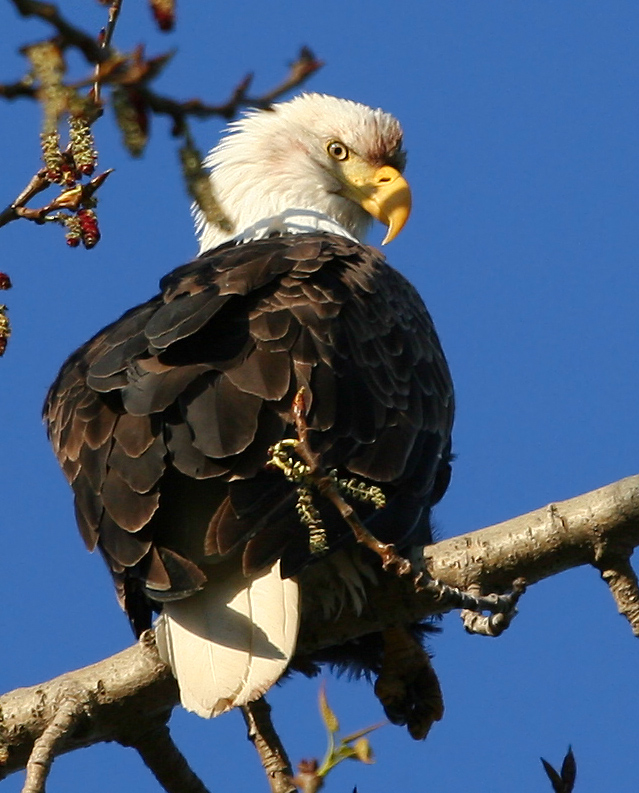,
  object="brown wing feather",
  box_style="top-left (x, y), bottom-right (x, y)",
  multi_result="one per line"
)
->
top-left (44, 234), bottom-right (454, 635)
